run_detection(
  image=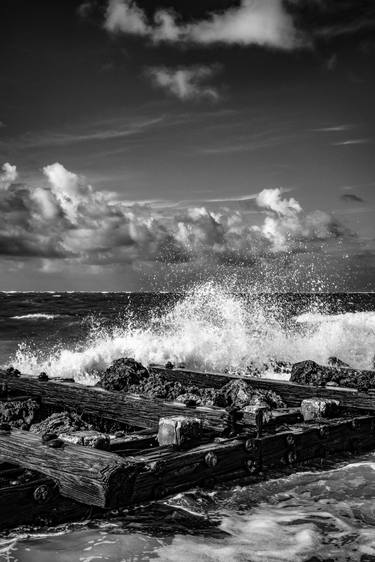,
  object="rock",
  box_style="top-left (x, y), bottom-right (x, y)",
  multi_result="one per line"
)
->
top-left (219, 379), bottom-right (285, 410)
top-left (175, 393), bottom-right (199, 407)
top-left (328, 357), bottom-right (351, 369)
top-left (5, 366), bottom-right (20, 378)
top-left (291, 360), bottom-right (375, 392)
top-left (98, 358), bottom-right (149, 392)
top-left (301, 398), bottom-right (340, 421)
top-left (0, 398), bottom-right (40, 429)
top-left (31, 411), bottom-right (92, 435)
top-left (158, 416), bottom-right (202, 447)
top-left (38, 372), bottom-right (49, 381)
top-left (165, 361), bottom-right (174, 369)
